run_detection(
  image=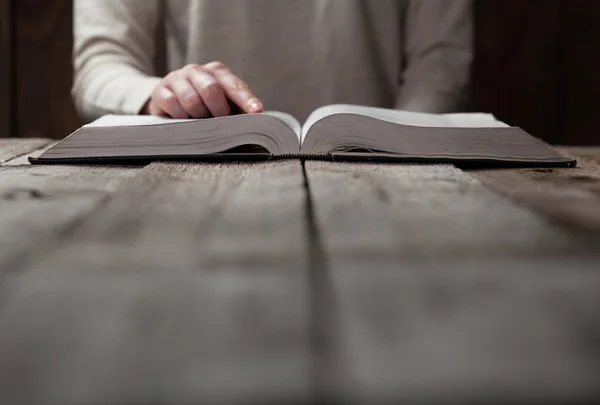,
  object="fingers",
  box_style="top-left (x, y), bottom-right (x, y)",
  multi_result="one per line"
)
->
top-left (147, 62), bottom-right (263, 119)
top-left (151, 85), bottom-right (188, 119)
top-left (187, 66), bottom-right (230, 117)
top-left (204, 62), bottom-right (263, 114)
top-left (168, 74), bottom-right (210, 118)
